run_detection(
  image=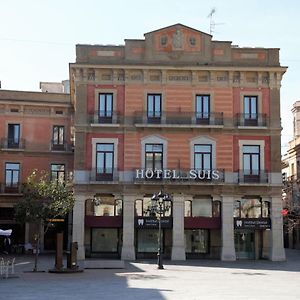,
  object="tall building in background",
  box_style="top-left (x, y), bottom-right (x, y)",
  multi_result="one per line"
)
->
top-left (282, 101), bottom-right (300, 249)
top-left (70, 24), bottom-right (287, 261)
top-left (0, 88), bottom-right (73, 252)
